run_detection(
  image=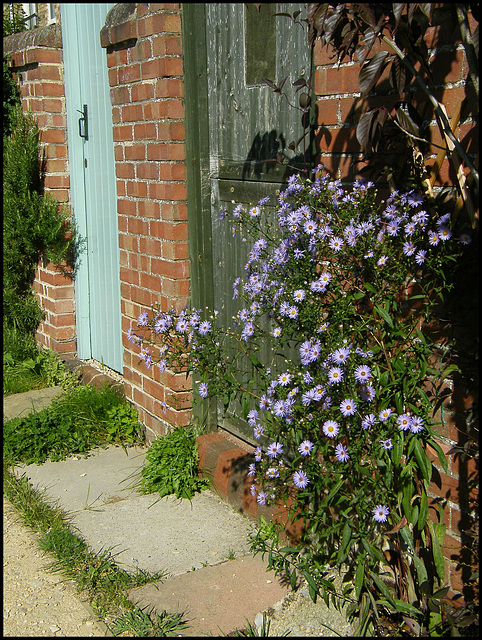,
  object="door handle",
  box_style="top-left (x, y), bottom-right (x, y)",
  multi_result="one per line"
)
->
top-left (78, 104), bottom-right (88, 140)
